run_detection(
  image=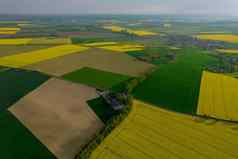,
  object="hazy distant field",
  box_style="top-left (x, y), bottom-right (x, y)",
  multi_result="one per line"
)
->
top-left (197, 34), bottom-right (238, 43)
top-left (1, 15), bottom-right (238, 159)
